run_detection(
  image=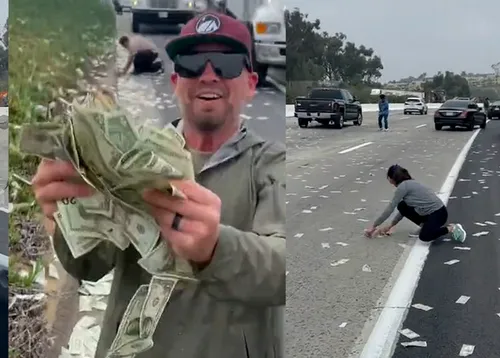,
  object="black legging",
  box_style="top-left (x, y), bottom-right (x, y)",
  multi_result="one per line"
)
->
top-left (397, 201), bottom-right (449, 242)
top-left (133, 50), bottom-right (162, 74)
